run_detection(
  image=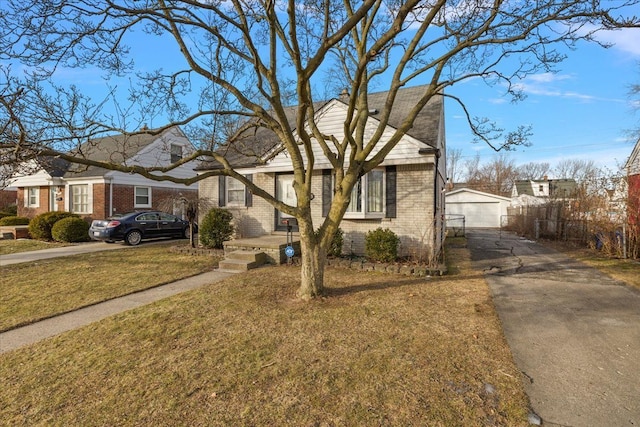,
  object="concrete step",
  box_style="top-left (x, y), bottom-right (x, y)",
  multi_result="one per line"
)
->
top-left (225, 250), bottom-right (267, 264)
top-left (218, 250), bottom-right (267, 272)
